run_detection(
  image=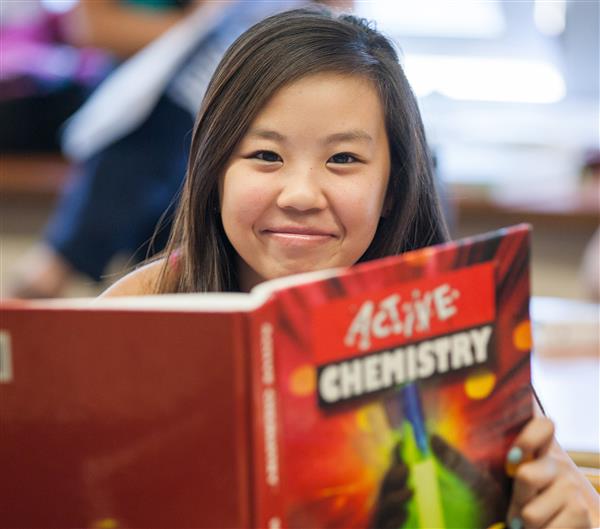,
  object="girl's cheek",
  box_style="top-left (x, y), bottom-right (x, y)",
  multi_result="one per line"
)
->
top-left (332, 181), bottom-right (386, 220)
top-left (224, 181), bottom-right (272, 223)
